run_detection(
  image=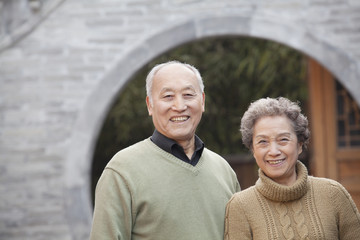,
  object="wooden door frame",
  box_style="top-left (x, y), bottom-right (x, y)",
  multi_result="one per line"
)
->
top-left (308, 58), bottom-right (337, 179)
top-left (308, 58), bottom-right (360, 208)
